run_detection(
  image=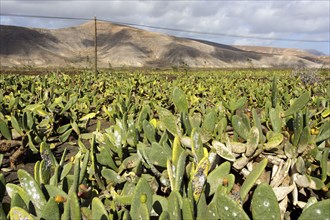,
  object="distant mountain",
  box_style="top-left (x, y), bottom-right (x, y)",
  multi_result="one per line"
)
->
top-left (0, 21), bottom-right (329, 68)
top-left (304, 49), bottom-right (326, 56)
